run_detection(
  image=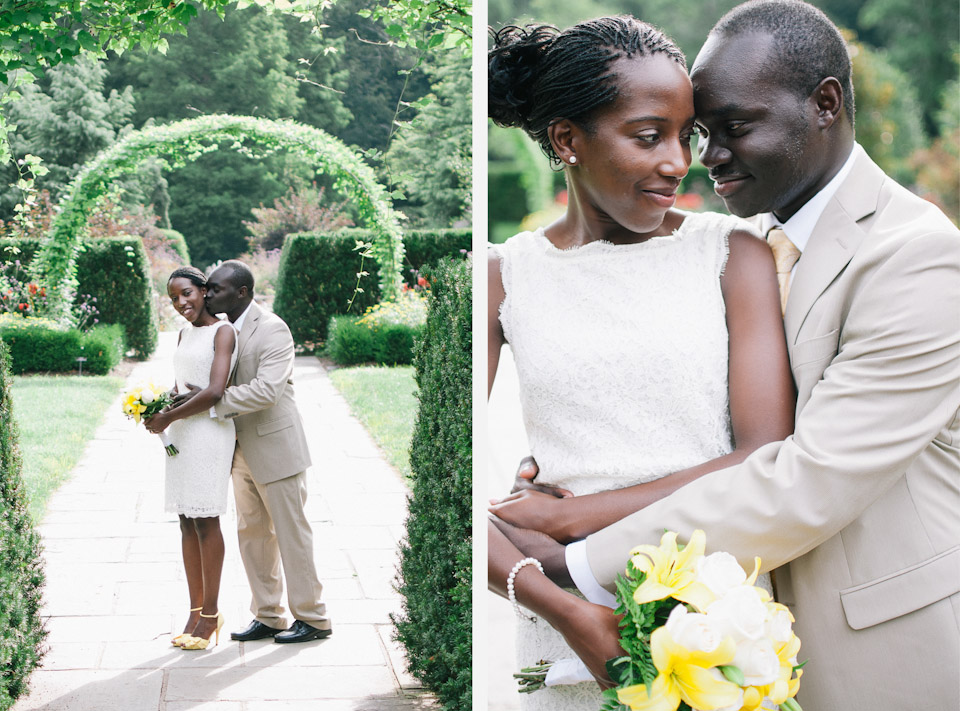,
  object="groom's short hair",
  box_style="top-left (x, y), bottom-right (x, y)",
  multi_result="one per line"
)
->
top-left (711, 0), bottom-right (855, 124)
top-left (217, 259), bottom-right (255, 295)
